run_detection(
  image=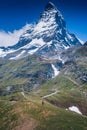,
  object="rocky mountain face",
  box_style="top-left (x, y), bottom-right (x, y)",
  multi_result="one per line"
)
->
top-left (61, 45), bottom-right (87, 83)
top-left (84, 41), bottom-right (87, 46)
top-left (0, 2), bottom-right (82, 60)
